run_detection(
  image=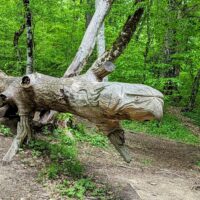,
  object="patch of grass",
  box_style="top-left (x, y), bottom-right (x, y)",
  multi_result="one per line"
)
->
top-left (28, 127), bottom-right (84, 179)
top-left (183, 110), bottom-right (200, 127)
top-left (122, 113), bottom-right (200, 145)
top-left (196, 161), bottom-right (200, 167)
top-left (0, 124), bottom-right (12, 137)
top-left (28, 114), bottom-right (112, 199)
top-left (56, 113), bottom-right (109, 148)
top-left (57, 178), bottom-right (112, 200)
top-left (140, 158), bottom-right (153, 166)
top-left (72, 123), bottom-right (109, 148)
top-left (58, 178), bottom-right (95, 199)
